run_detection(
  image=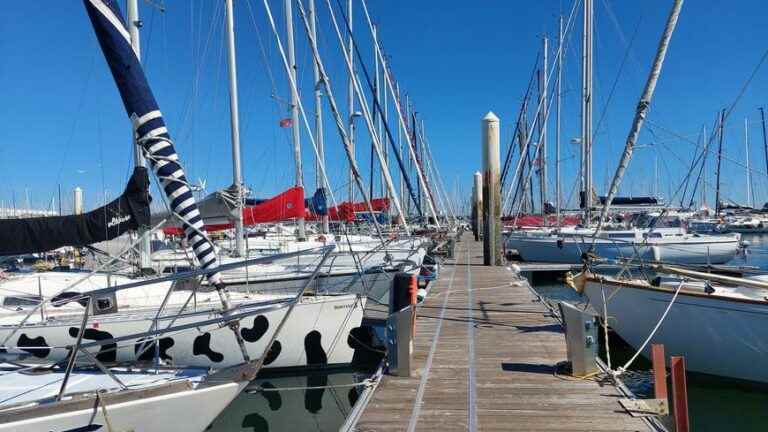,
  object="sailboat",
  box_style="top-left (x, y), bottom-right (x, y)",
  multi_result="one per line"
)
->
top-left (565, 0), bottom-right (768, 385)
top-left (503, 0), bottom-right (739, 266)
top-left (3, 0), bottom-right (368, 370)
